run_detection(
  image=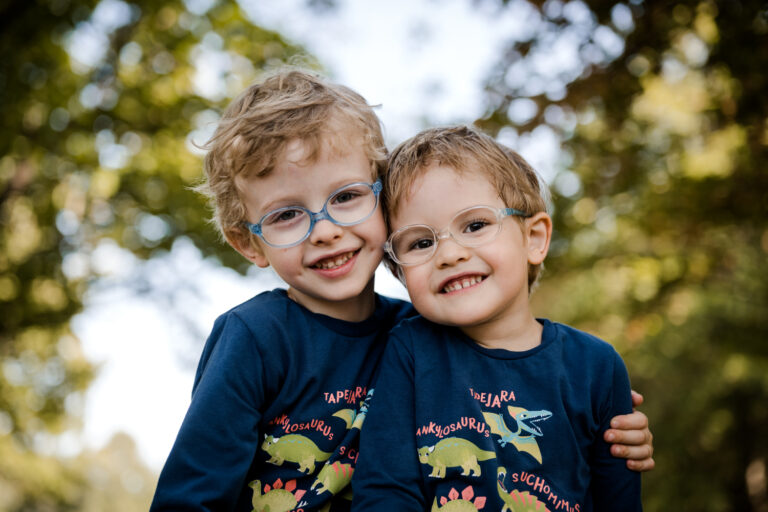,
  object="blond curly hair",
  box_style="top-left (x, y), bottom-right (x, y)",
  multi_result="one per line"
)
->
top-left (197, 69), bottom-right (387, 248)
